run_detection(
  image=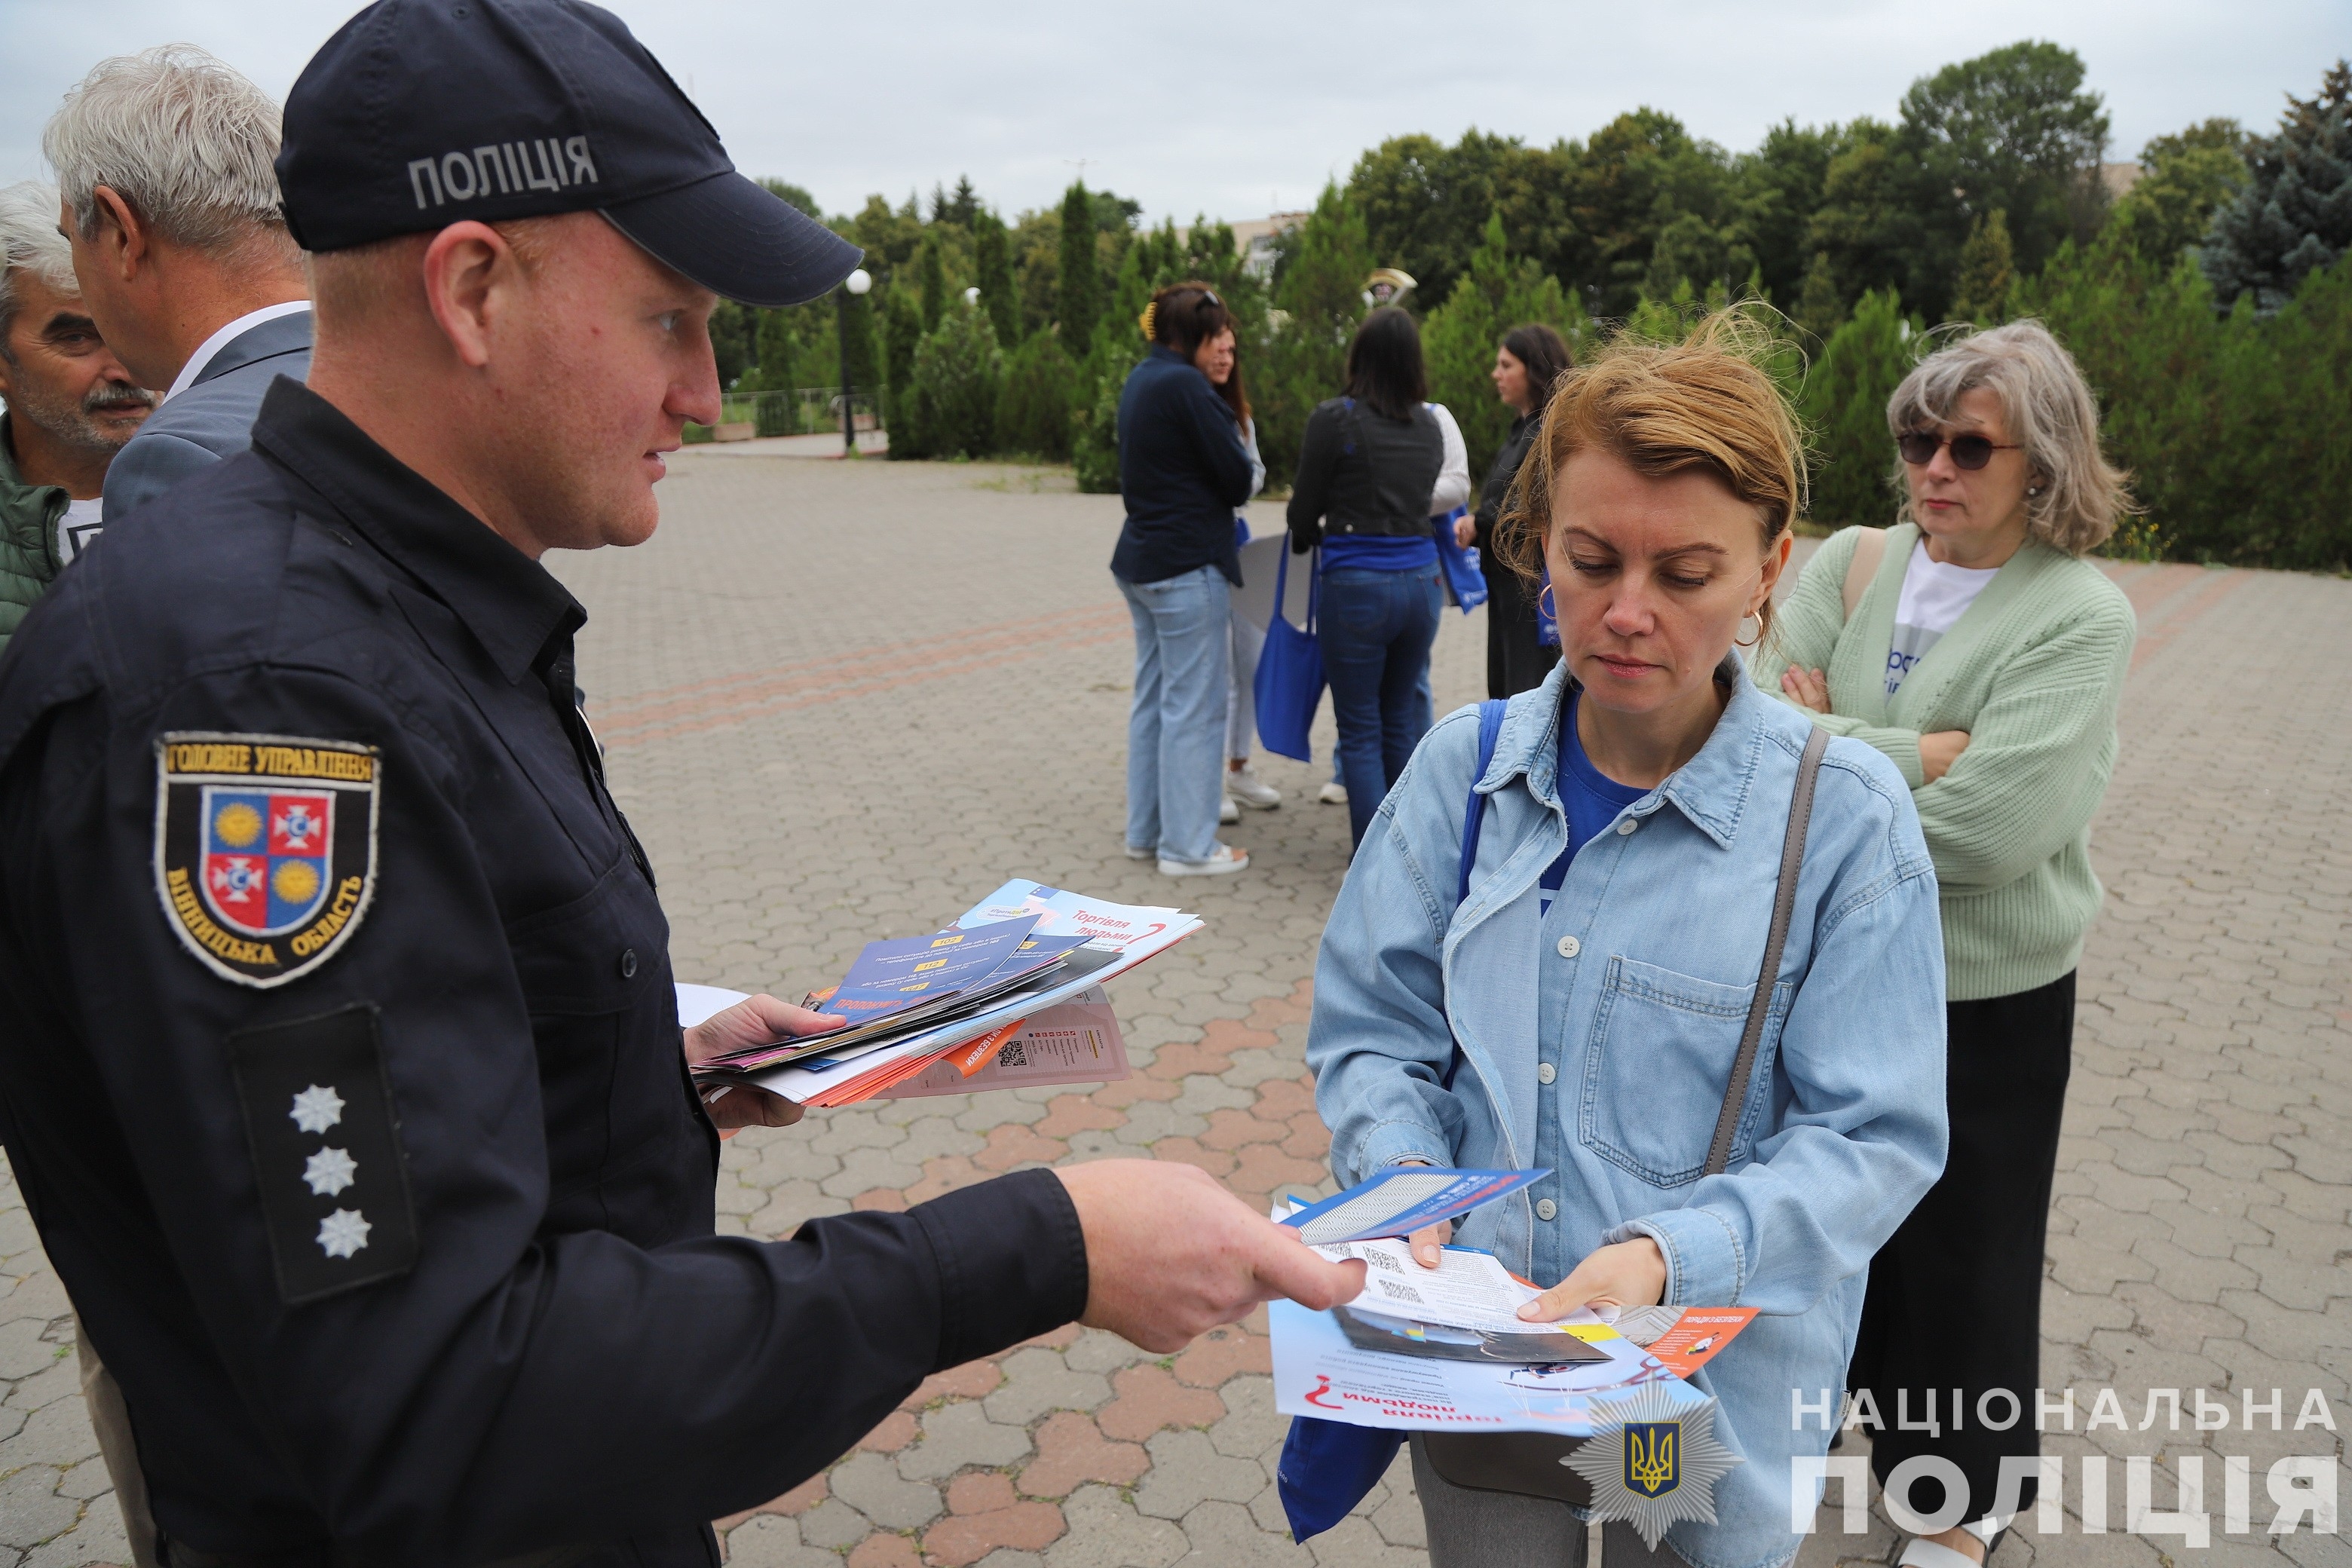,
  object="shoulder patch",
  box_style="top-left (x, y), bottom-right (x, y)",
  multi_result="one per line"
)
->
top-left (154, 732), bottom-right (380, 988)
top-left (229, 1004), bottom-right (419, 1303)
